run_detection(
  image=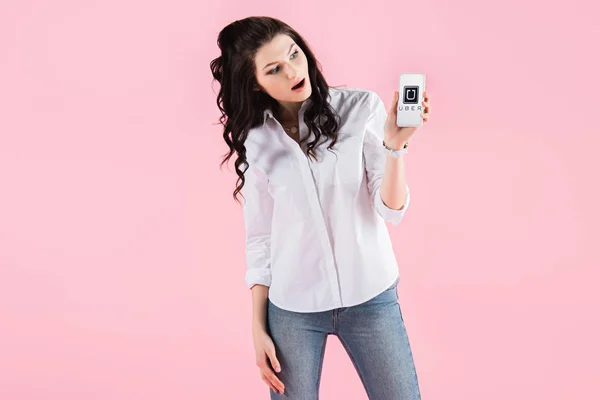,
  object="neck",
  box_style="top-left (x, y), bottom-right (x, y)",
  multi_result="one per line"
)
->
top-left (276, 101), bottom-right (302, 125)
